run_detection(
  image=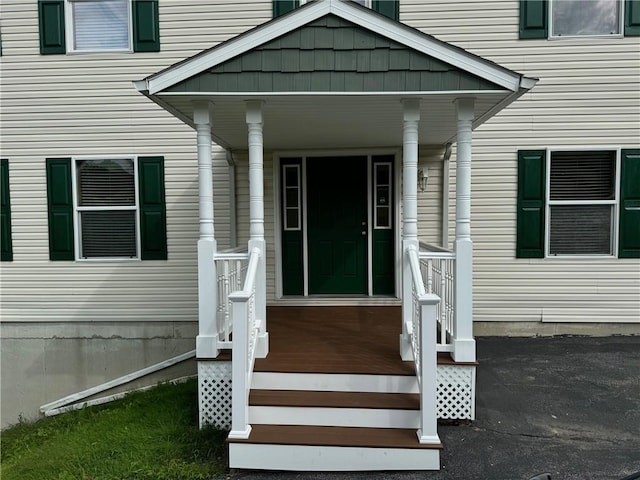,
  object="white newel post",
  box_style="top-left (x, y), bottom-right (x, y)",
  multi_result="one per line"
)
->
top-left (418, 294), bottom-right (440, 444)
top-left (193, 102), bottom-right (219, 360)
top-left (453, 98), bottom-right (476, 363)
top-left (401, 99), bottom-right (420, 361)
top-left (246, 100), bottom-right (268, 358)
